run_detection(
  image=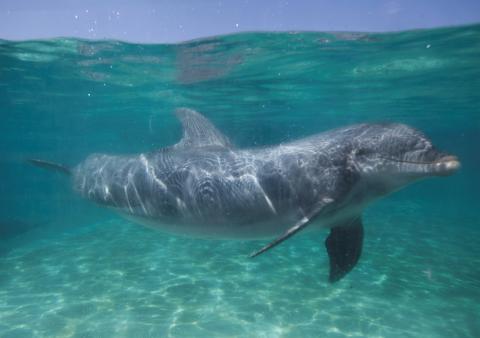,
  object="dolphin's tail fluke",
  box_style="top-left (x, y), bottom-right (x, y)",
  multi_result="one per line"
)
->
top-left (27, 159), bottom-right (71, 176)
